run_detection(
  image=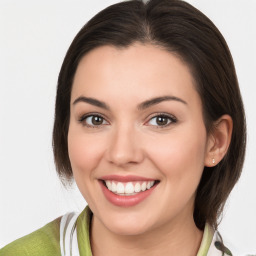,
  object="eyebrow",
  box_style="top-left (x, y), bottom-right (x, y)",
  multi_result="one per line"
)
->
top-left (72, 95), bottom-right (187, 110)
top-left (138, 96), bottom-right (187, 110)
top-left (73, 96), bottom-right (110, 110)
